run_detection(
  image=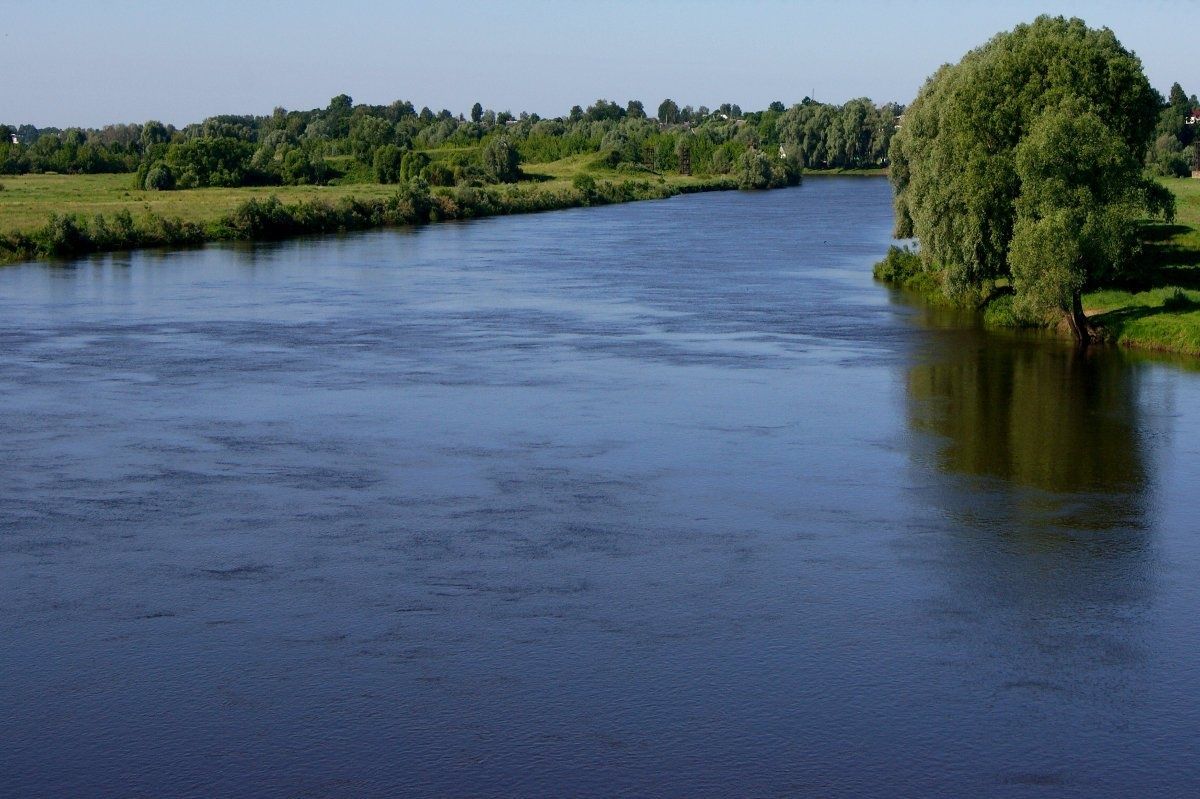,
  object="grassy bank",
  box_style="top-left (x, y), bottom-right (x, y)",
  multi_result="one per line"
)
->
top-left (876, 177), bottom-right (1200, 357)
top-left (1083, 178), bottom-right (1200, 354)
top-left (805, 167), bottom-right (888, 177)
top-left (0, 155), bottom-right (734, 238)
top-left (0, 157), bottom-right (736, 263)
